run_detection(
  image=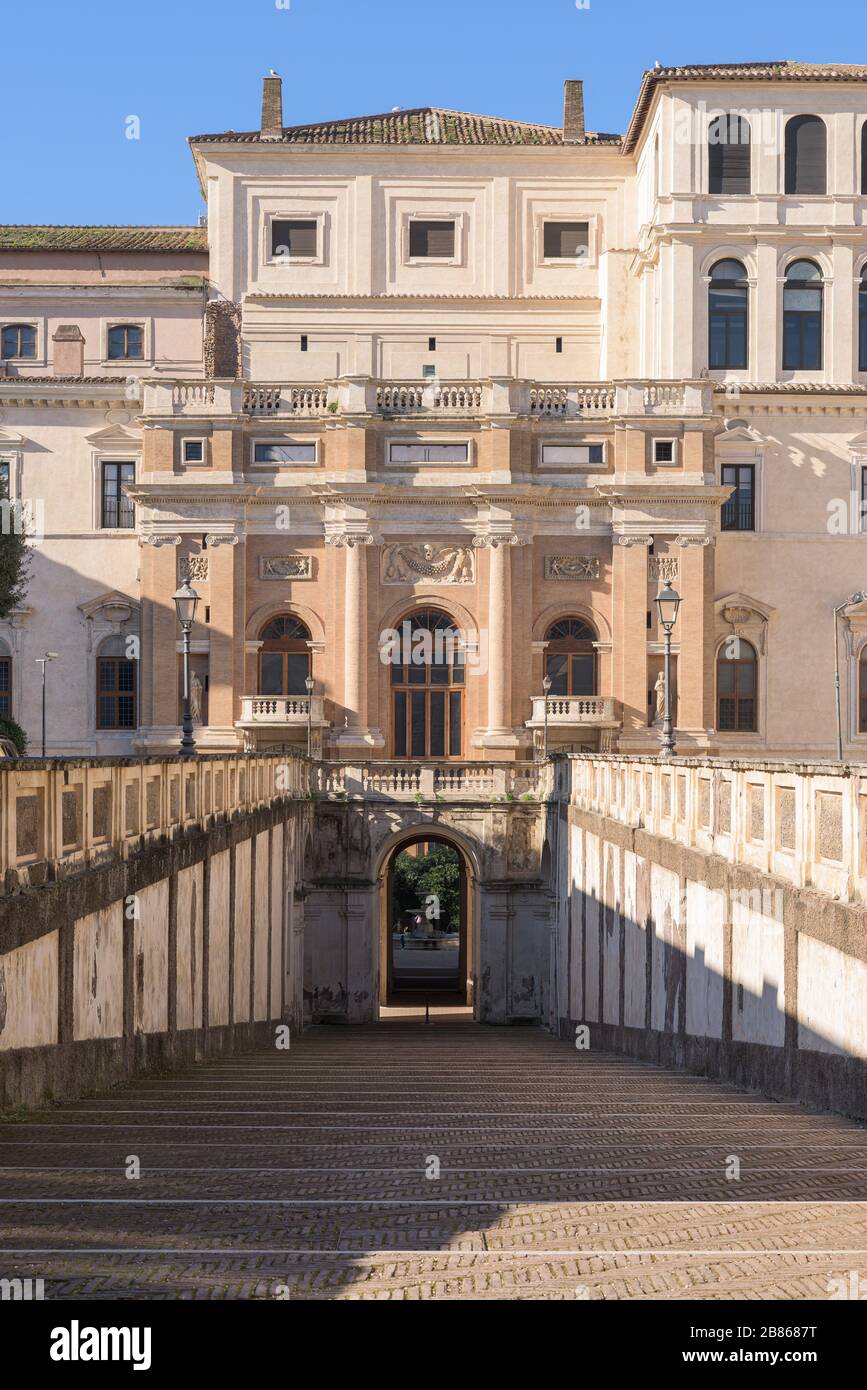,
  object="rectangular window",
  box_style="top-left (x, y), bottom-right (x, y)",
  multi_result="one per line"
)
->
top-left (0, 460), bottom-right (9, 495)
top-left (388, 441), bottom-right (469, 465)
top-left (428, 337), bottom-right (437, 351)
top-left (422, 365), bottom-right (437, 379)
top-left (861, 467), bottom-right (867, 534)
top-left (253, 442), bottom-right (317, 465)
top-left (0, 655), bottom-right (10, 716)
top-left (543, 221), bottom-right (589, 260)
top-left (271, 219), bottom-right (318, 259)
top-left (540, 443), bottom-right (604, 468)
top-left (300, 335), bottom-right (308, 352)
top-left (1, 323), bottom-right (36, 359)
top-left (653, 439), bottom-right (677, 465)
top-left (721, 464), bottom-right (755, 531)
top-left (182, 439), bottom-right (205, 465)
top-left (107, 325), bottom-right (144, 360)
top-left (101, 462), bottom-right (135, 528)
top-left (97, 658), bottom-right (137, 729)
top-left (409, 220), bottom-right (455, 258)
